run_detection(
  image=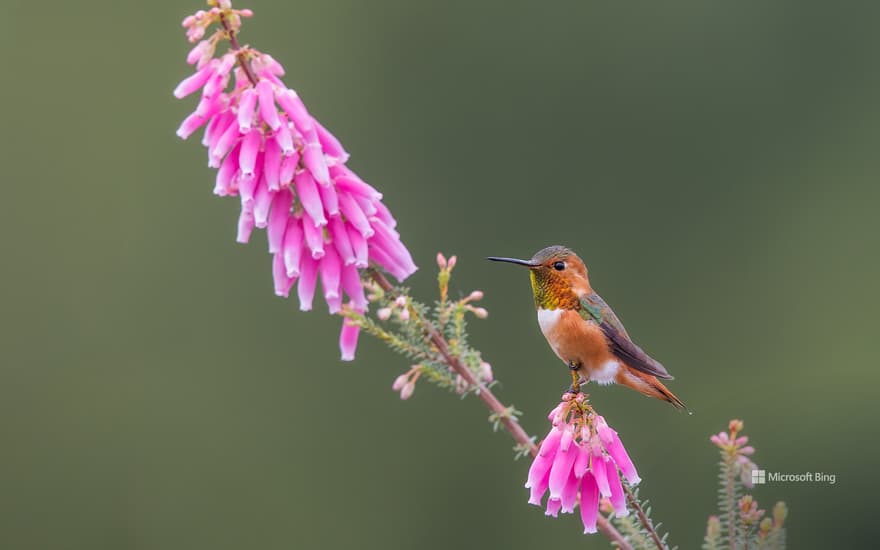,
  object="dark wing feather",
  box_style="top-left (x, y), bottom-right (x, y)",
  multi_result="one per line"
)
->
top-left (579, 293), bottom-right (673, 380)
